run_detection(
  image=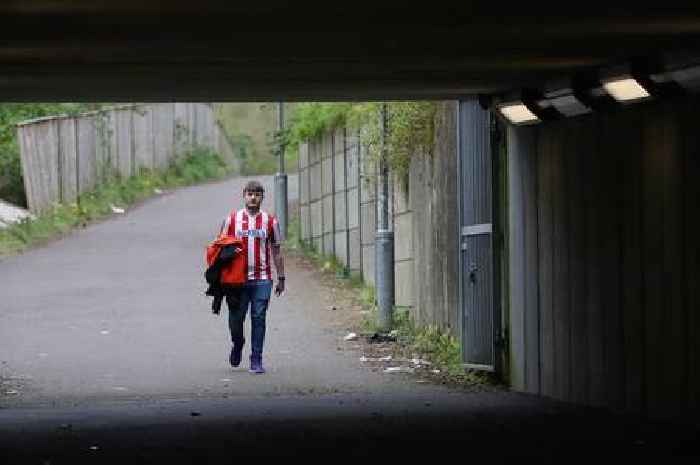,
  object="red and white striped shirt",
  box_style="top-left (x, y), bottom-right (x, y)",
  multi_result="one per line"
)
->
top-left (220, 209), bottom-right (282, 281)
